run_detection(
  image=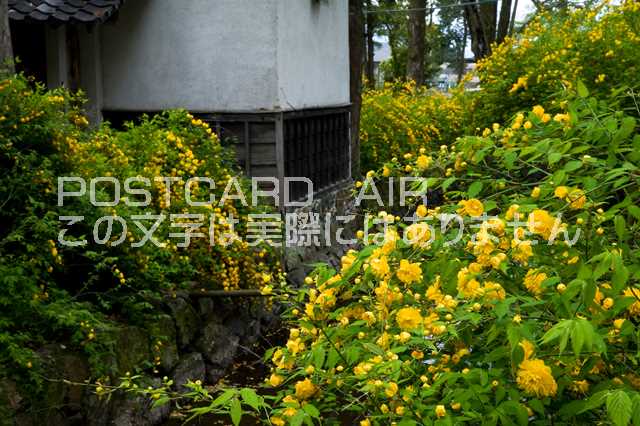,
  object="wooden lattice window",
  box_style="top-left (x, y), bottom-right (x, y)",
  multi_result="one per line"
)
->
top-left (284, 108), bottom-right (350, 201)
